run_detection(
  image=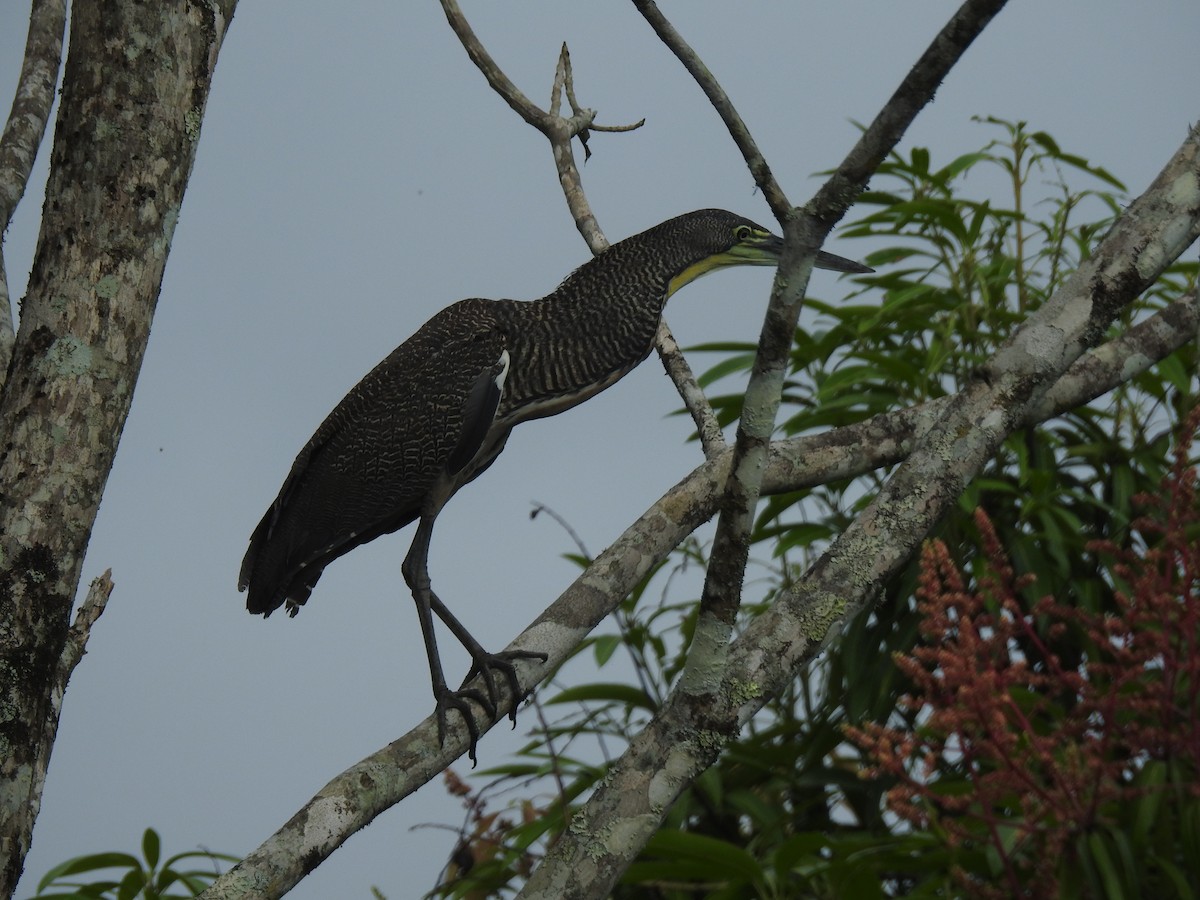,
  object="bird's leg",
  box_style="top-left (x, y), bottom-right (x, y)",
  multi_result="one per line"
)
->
top-left (403, 515), bottom-right (494, 762)
top-left (427, 594), bottom-right (547, 726)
